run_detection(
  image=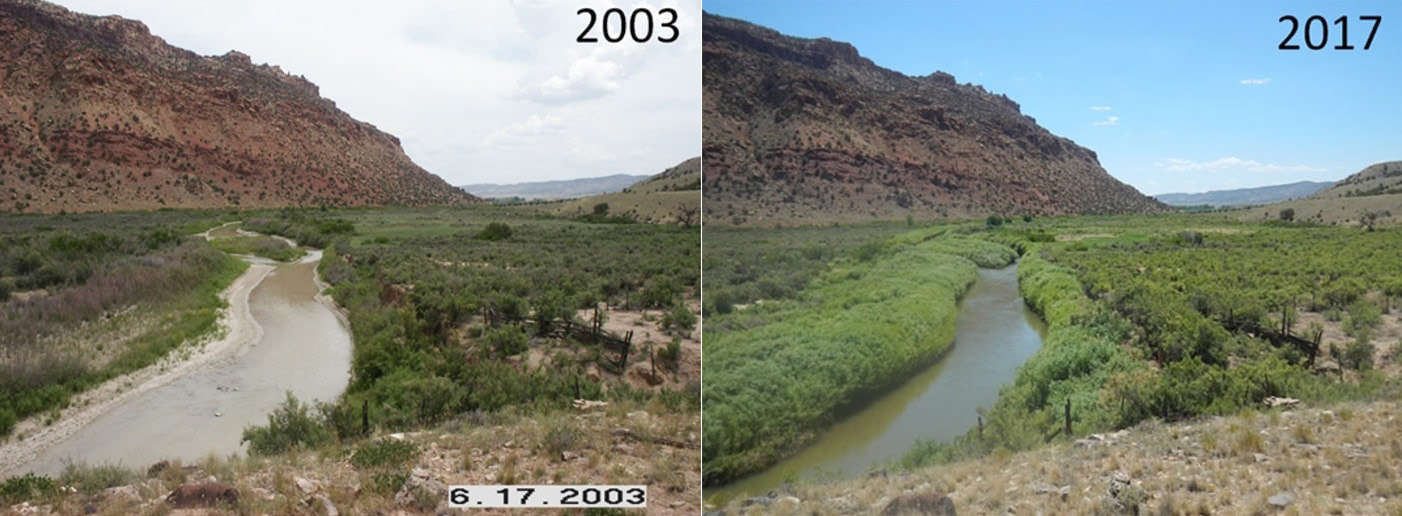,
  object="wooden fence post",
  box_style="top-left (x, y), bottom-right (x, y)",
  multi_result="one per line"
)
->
top-left (361, 399), bottom-right (369, 436)
top-left (1064, 398), bottom-right (1072, 438)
